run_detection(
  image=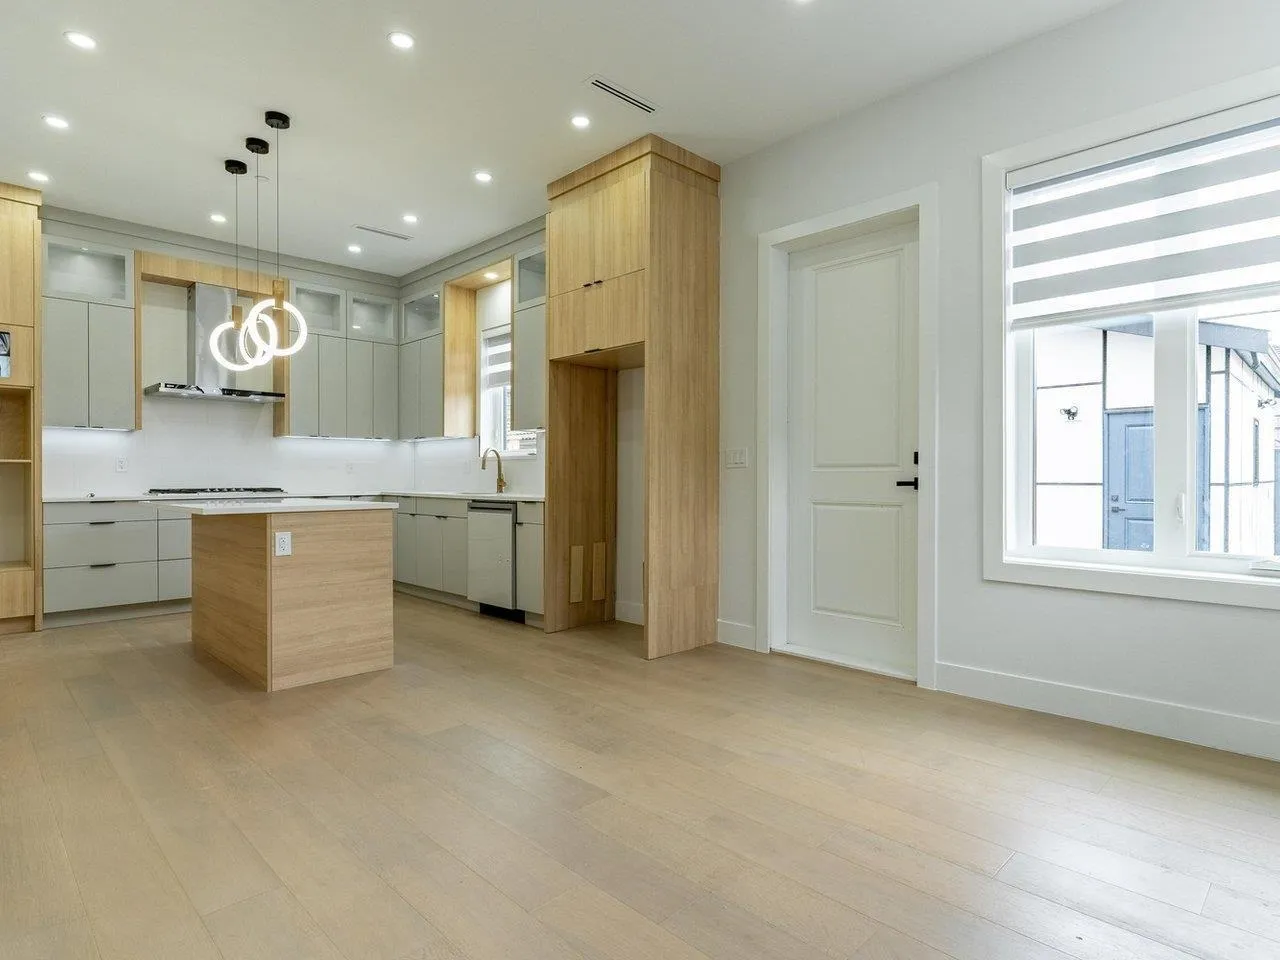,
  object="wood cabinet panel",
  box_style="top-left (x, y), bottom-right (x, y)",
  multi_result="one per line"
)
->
top-left (596, 270), bottom-right (647, 352)
top-left (2, 323), bottom-right (34, 388)
top-left (591, 171), bottom-right (649, 284)
top-left (548, 289), bottom-right (588, 361)
top-left (547, 194), bottom-right (593, 297)
top-left (0, 200), bottom-right (38, 329)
